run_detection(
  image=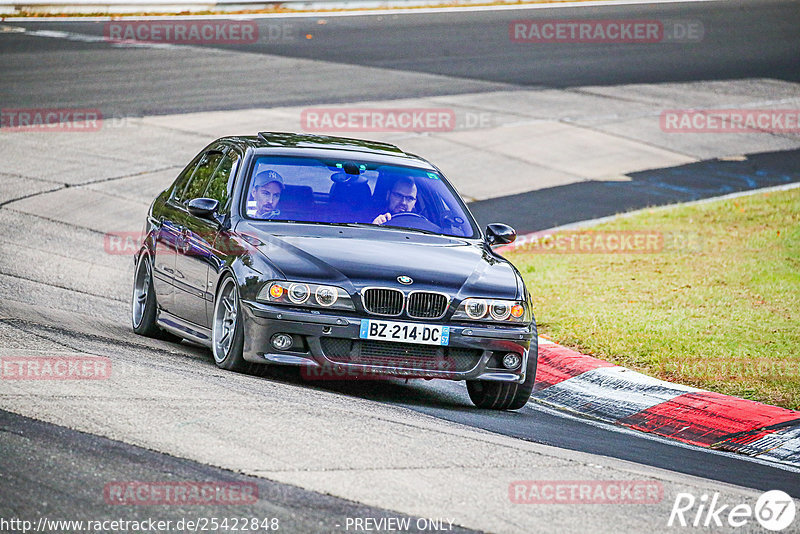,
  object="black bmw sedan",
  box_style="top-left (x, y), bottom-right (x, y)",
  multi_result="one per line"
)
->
top-left (132, 132), bottom-right (537, 410)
